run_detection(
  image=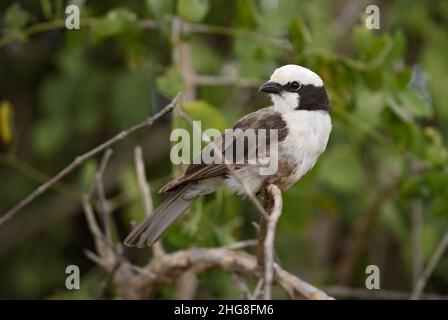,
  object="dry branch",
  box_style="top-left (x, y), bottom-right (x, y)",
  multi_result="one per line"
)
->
top-left (257, 184), bottom-right (283, 299)
top-left (134, 146), bottom-right (154, 216)
top-left (81, 150), bottom-right (332, 299)
top-left (135, 247), bottom-right (333, 300)
top-left (411, 231), bottom-right (448, 299)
